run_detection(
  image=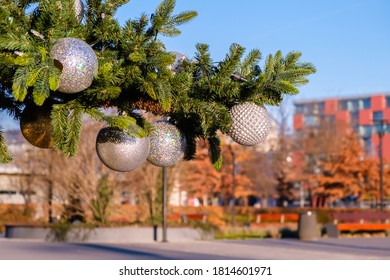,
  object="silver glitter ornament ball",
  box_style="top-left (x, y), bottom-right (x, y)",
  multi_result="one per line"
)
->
top-left (147, 121), bottom-right (186, 167)
top-left (228, 102), bottom-right (271, 146)
top-left (96, 127), bottom-right (150, 172)
top-left (51, 38), bottom-right (98, 94)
